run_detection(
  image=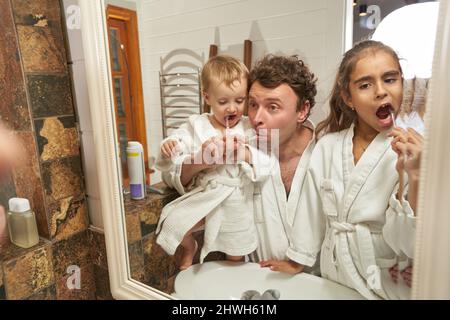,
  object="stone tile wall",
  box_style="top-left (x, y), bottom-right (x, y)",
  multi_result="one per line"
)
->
top-left (0, 0), bottom-right (111, 300)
